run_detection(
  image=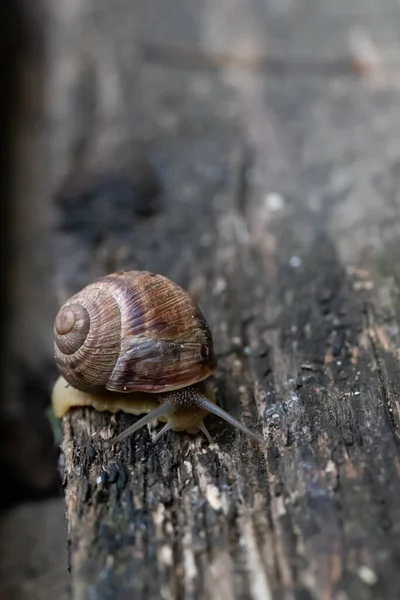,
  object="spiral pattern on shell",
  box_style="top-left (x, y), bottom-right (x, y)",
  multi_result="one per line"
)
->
top-left (53, 270), bottom-right (217, 394)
